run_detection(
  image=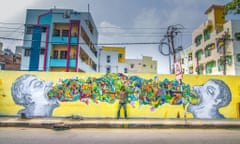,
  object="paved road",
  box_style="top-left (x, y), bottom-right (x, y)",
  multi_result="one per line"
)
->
top-left (0, 128), bottom-right (240, 144)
